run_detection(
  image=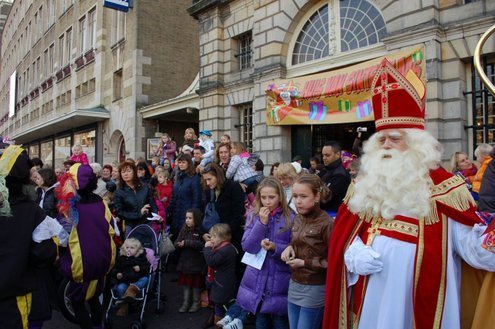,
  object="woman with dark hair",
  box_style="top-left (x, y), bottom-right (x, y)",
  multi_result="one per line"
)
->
top-left (167, 153), bottom-right (202, 238)
top-left (56, 164), bottom-right (116, 329)
top-left (201, 163), bottom-right (245, 255)
top-left (35, 168), bottom-right (59, 218)
top-left (136, 161), bottom-right (152, 185)
top-left (113, 160), bottom-right (158, 234)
